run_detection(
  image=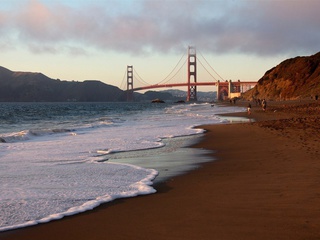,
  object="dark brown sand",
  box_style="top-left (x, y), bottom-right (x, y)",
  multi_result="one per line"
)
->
top-left (1, 100), bottom-right (320, 240)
